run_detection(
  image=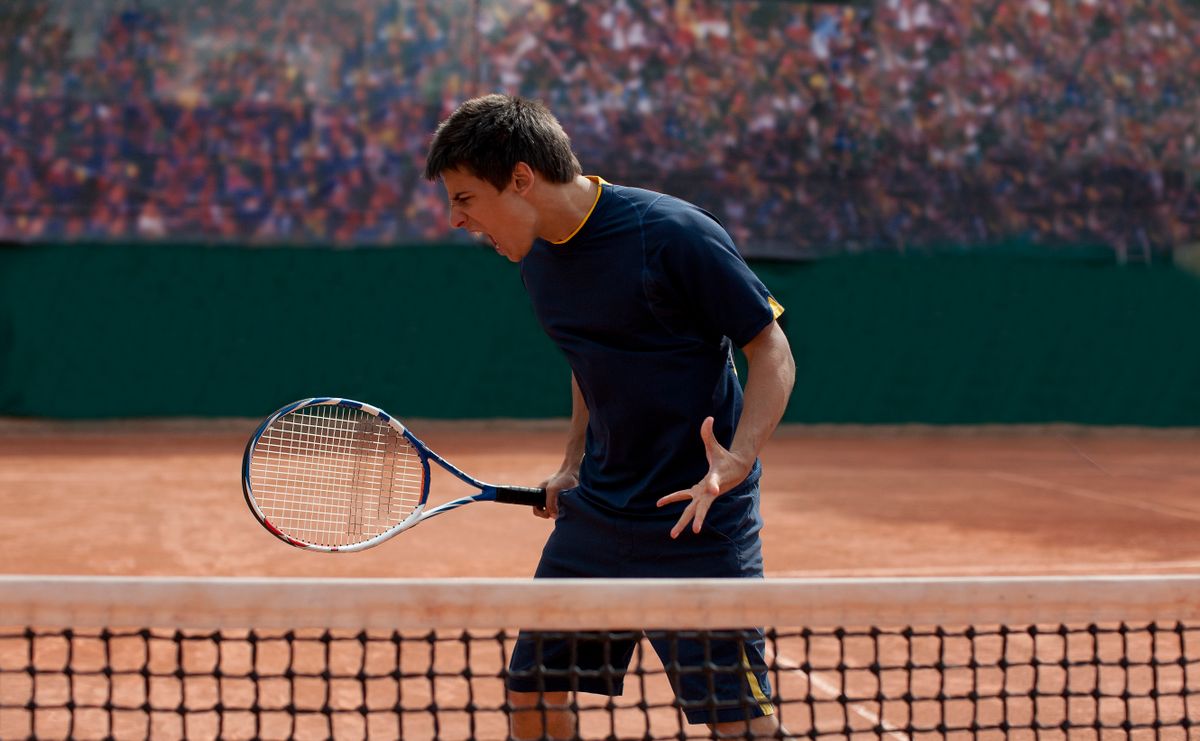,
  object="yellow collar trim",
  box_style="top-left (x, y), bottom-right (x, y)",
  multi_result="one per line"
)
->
top-left (550, 176), bottom-right (607, 245)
